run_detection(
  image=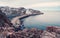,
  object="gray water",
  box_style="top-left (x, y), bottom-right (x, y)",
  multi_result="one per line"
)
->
top-left (24, 11), bottom-right (60, 30)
